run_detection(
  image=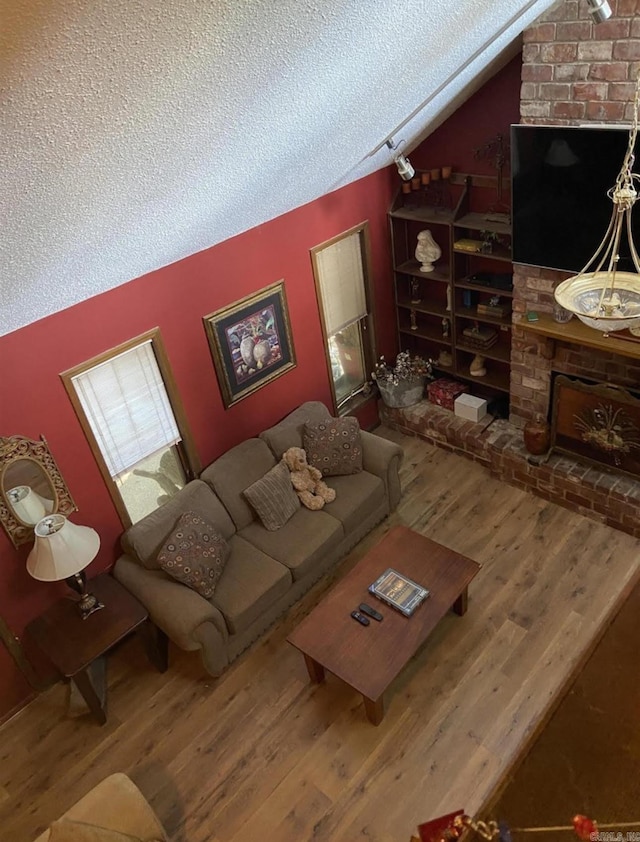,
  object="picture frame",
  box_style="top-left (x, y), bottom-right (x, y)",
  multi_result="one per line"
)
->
top-left (203, 280), bottom-right (296, 408)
